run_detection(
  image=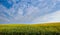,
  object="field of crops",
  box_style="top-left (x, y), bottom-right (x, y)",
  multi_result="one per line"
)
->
top-left (0, 22), bottom-right (60, 35)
